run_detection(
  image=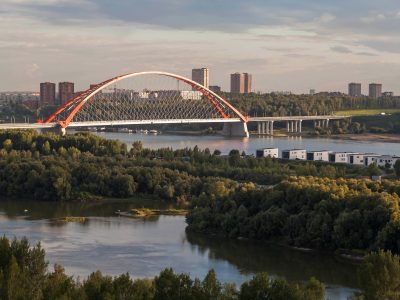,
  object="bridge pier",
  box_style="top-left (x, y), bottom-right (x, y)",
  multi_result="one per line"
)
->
top-left (40, 126), bottom-right (66, 136)
top-left (222, 122), bottom-right (249, 138)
